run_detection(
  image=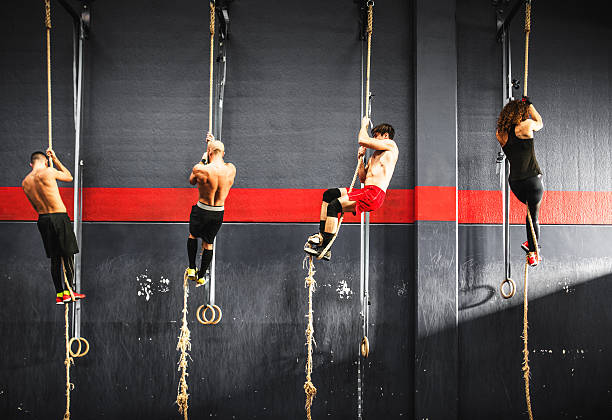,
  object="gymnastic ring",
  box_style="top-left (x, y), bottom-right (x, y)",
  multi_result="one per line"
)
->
top-left (69, 337), bottom-right (90, 358)
top-left (500, 278), bottom-right (516, 299)
top-left (211, 305), bottom-right (222, 325)
top-left (360, 336), bottom-right (369, 358)
top-left (196, 304), bottom-right (213, 324)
